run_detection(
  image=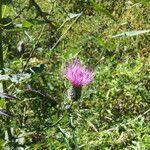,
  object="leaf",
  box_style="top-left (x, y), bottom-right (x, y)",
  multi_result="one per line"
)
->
top-left (0, 108), bottom-right (12, 117)
top-left (92, 36), bottom-right (105, 46)
top-left (0, 74), bottom-right (31, 83)
top-left (5, 28), bottom-right (26, 32)
top-left (58, 126), bottom-right (70, 138)
top-left (91, 1), bottom-right (117, 21)
top-left (22, 20), bottom-right (34, 28)
top-left (25, 64), bottom-right (45, 74)
top-left (0, 75), bottom-right (9, 81)
top-left (112, 30), bottom-right (150, 38)
top-left (0, 92), bottom-right (16, 100)
top-left (5, 23), bottom-right (27, 32)
top-left (1, 17), bottom-right (14, 29)
top-left (23, 19), bottom-right (49, 26)
top-left (9, 74), bottom-right (31, 83)
top-left (63, 49), bottom-right (81, 60)
top-left (66, 13), bottom-right (82, 21)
